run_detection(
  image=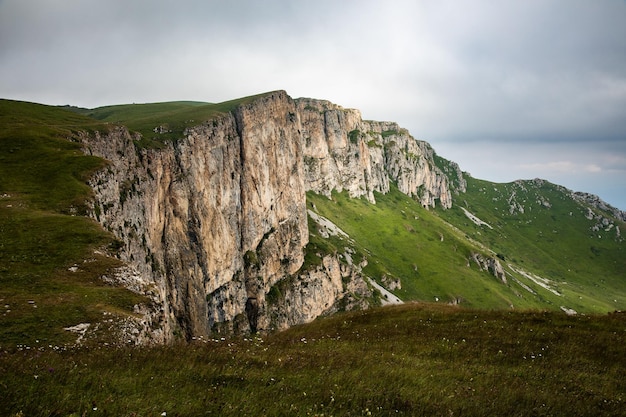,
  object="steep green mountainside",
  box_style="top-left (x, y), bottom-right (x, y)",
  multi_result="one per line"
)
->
top-left (438, 176), bottom-right (626, 311)
top-left (308, 188), bottom-right (541, 310)
top-left (308, 171), bottom-right (625, 314)
top-left (0, 99), bottom-right (145, 347)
